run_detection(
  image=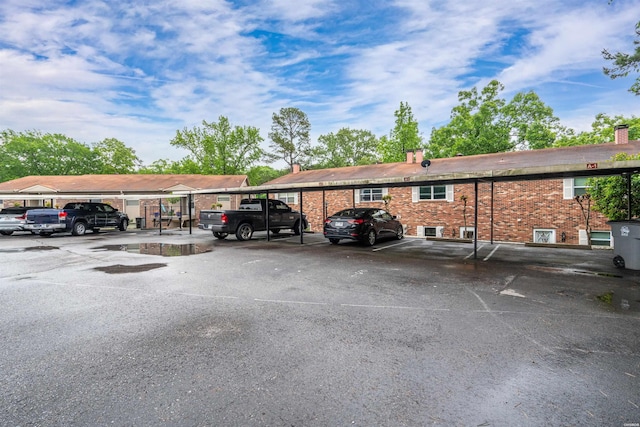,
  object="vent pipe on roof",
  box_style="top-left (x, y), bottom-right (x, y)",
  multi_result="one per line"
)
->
top-left (615, 124), bottom-right (629, 145)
